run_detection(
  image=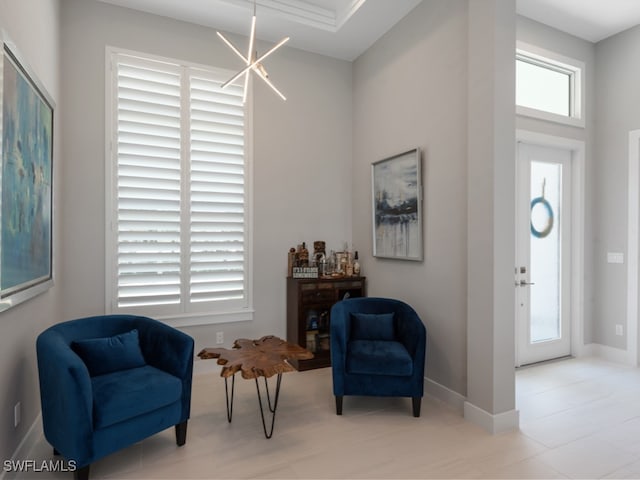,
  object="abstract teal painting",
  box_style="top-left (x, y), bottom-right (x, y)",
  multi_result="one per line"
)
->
top-left (1, 43), bottom-right (53, 303)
